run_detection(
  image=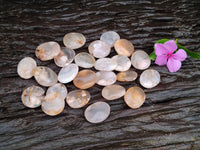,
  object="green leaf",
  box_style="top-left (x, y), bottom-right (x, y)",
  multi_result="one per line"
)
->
top-left (155, 39), bottom-right (170, 44)
top-left (177, 43), bottom-right (200, 59)
top-left (149, 52), bottom-right (157, 61)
